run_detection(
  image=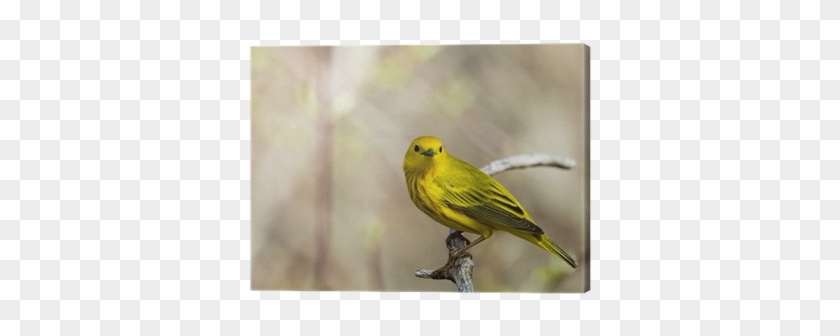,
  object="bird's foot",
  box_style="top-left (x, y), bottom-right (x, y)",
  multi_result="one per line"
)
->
top-left (445, 231), bottom-right (470, 246)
